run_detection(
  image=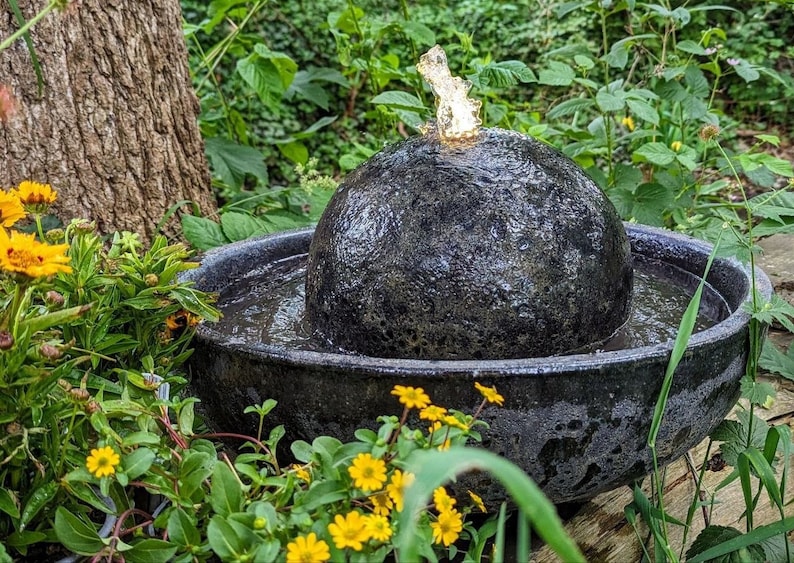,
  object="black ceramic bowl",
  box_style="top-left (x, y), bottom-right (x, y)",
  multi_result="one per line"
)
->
top-left (182, 224), bottom-right (772, 504)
